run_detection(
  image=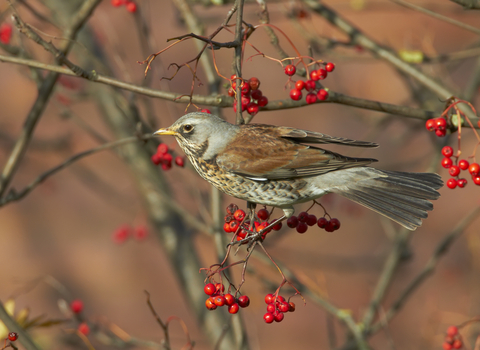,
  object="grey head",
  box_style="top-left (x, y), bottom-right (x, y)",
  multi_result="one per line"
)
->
top-left (154, 112), bottom-right (239, 160)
